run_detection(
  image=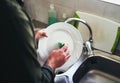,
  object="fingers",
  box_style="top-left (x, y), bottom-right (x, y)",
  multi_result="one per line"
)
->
top-left (61, 45), bottom-right (68, 52)
top-left (61, 45), bottom-right (70, 56)
top-left (41, 32), bottom-right (48, 37)
top-left (38, 30), bottom-right (48, 37)
top-left (65, 50), bottom-right (70, 56)
top-left (65, 50), bottom-right (70, 60)
top-left (35, 33), bottom-right (41, 42)
top-left (35, 30), bottom-right (48, 42)
top-left (61, 45), bottom-right (71, 60)
top-left (65, 55), bottom-right (70, 60)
